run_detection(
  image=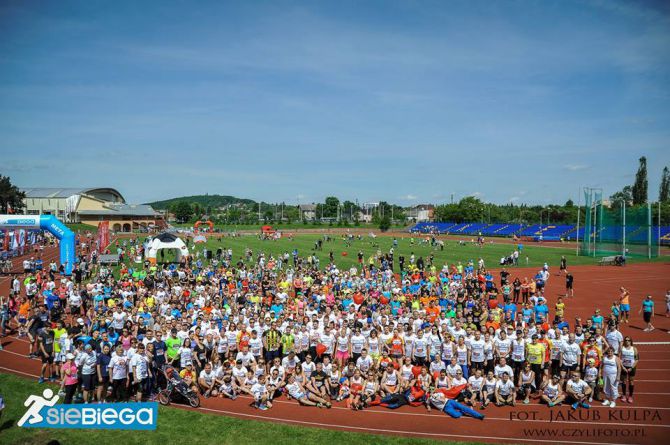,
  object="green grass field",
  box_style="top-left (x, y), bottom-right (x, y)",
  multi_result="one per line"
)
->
top-left (0, 373), bottom-right (481, 445)
top-left (164, 233), bottom-right (663, 272)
